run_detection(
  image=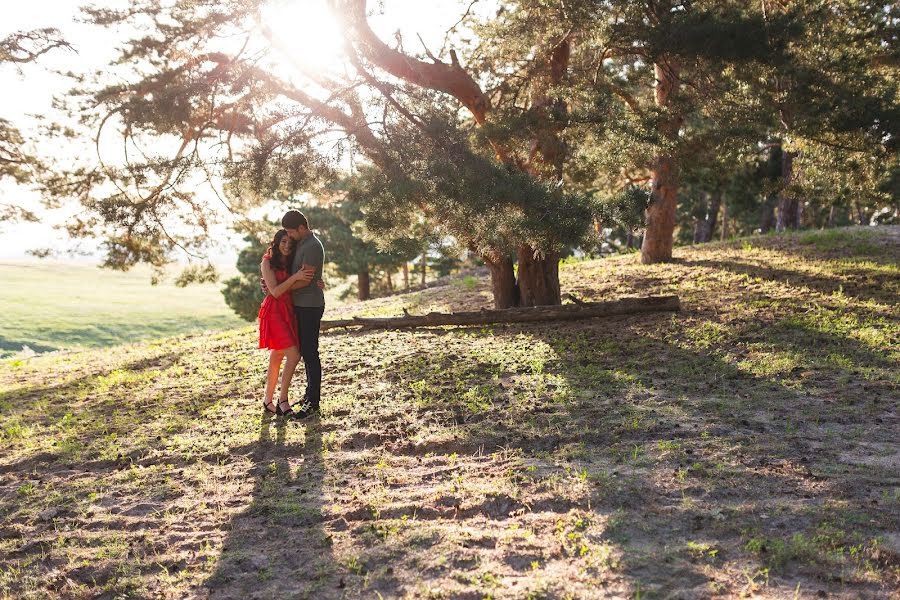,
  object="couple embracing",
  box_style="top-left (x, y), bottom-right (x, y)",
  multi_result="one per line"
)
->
top-left (257, 210), bottom-right (325, 420)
